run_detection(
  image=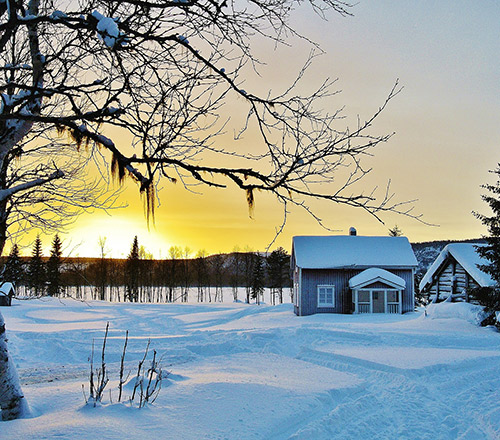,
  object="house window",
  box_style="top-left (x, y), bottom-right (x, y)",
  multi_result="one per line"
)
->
top-left (358, 290), bottom-right (370, 303)
top-left (387, 291), bottom-right (399, 303)
top-left (357, 289), bottom-right (371, 313)
top-left (317, 285), bottom-right (335, 308)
